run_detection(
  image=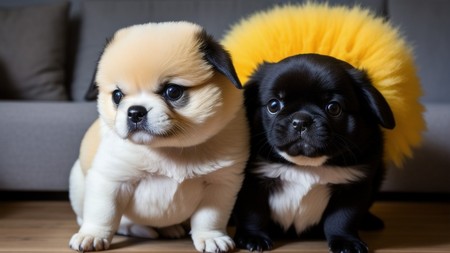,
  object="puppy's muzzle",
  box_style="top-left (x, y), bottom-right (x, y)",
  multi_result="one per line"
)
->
top-left (128, 105), bottom-right (148, 124)
top-left (291, 112), bottom-right (313, 133)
